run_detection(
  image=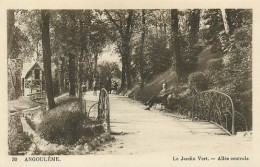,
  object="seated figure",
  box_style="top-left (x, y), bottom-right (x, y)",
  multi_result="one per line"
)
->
top-left (144, 83), bottom-right (169, 110)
